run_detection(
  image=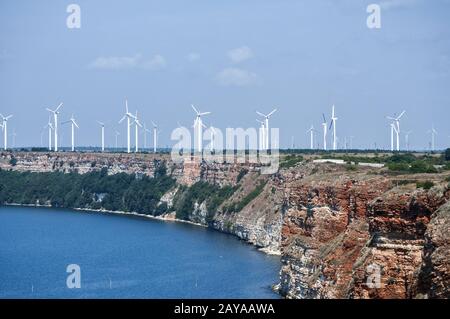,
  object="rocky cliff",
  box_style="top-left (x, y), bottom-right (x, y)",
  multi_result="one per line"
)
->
top-left (2, 151), bottom-right (449, 298)
top-left (277, 163), bottom-right (449, 299)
